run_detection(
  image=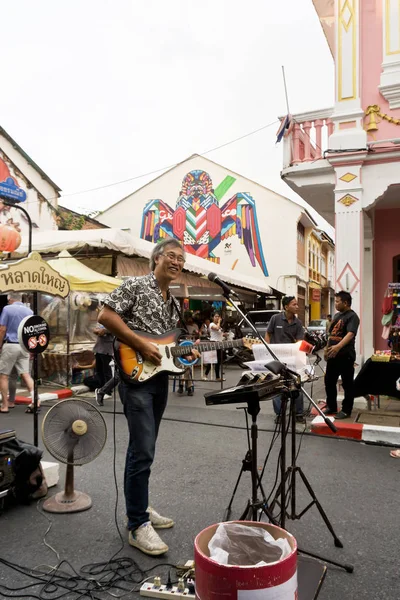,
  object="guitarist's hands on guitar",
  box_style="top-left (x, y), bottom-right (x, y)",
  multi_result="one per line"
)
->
top-left (188, 345), bottom-right (201, 362)
top-left (139, 341), bottom-right (163, 366)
